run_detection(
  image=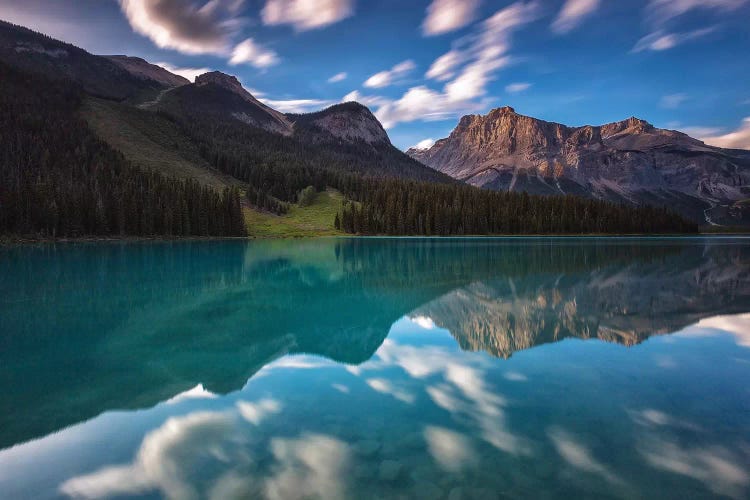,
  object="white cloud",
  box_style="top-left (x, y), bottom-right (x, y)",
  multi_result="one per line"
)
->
top-left (505, 82), bottom-right (531, 93)
top-left (265, 433), bottom-right (351, 500)
top-left (422, 0), bottom-right (481, 36)
top-left (645, 0), bottom-right (748, 26)
top-left (634, 0), bottom-right (745, 53)
top-left (260, 97), bottom-right (333, 113)
top-left (659, 93), bottom-right (688, 108)
top-left (678, 126), bottom-right (724, 137)
top-left (409, 315), bottom-right (437, 328)
top-left (632, 27), bottom-right (715, 52)
top-left (677, 313), bottom-right (750, 345)
top-left (341, 90), bottom-right (389, 108)
top-left (229, 38), bottom-right (279, 67)
top-left (700, 118), bottom-right (750, 150)
top-left (59, 411), bottom-right (234, 499)
top-left (639, 436), bottom-right (750, 498)
top-left (548, 427), bottom-right (625, 486)
top-left (370, 2), bottom-right (540, 129)
top-left (363, 60), bottom-right (416, 88)
top-left (410, 139), bottom-right (436, 150)
top-left (236, 398), bottom-right (282, 425)
top-left (261, 0), bottom-right (354, 31)
top-left (119, 1), bottom-right (282, 69)
top-left (118, 0), bottom-right (243, 55)
top-left (423, 426), bottom-right (478, 471)
top-left (154, 62), bottom-right (212, 82)
top-left (327, 72), bottom-right (347, 83)
top-left (551, 0), bottom-right (601, 34)
top-left (425, 50), bottom-right (463, 81)
top-left (373, 85), bottom-right (487, 129)
top-left (365, 377), bottom-right (415, 403)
